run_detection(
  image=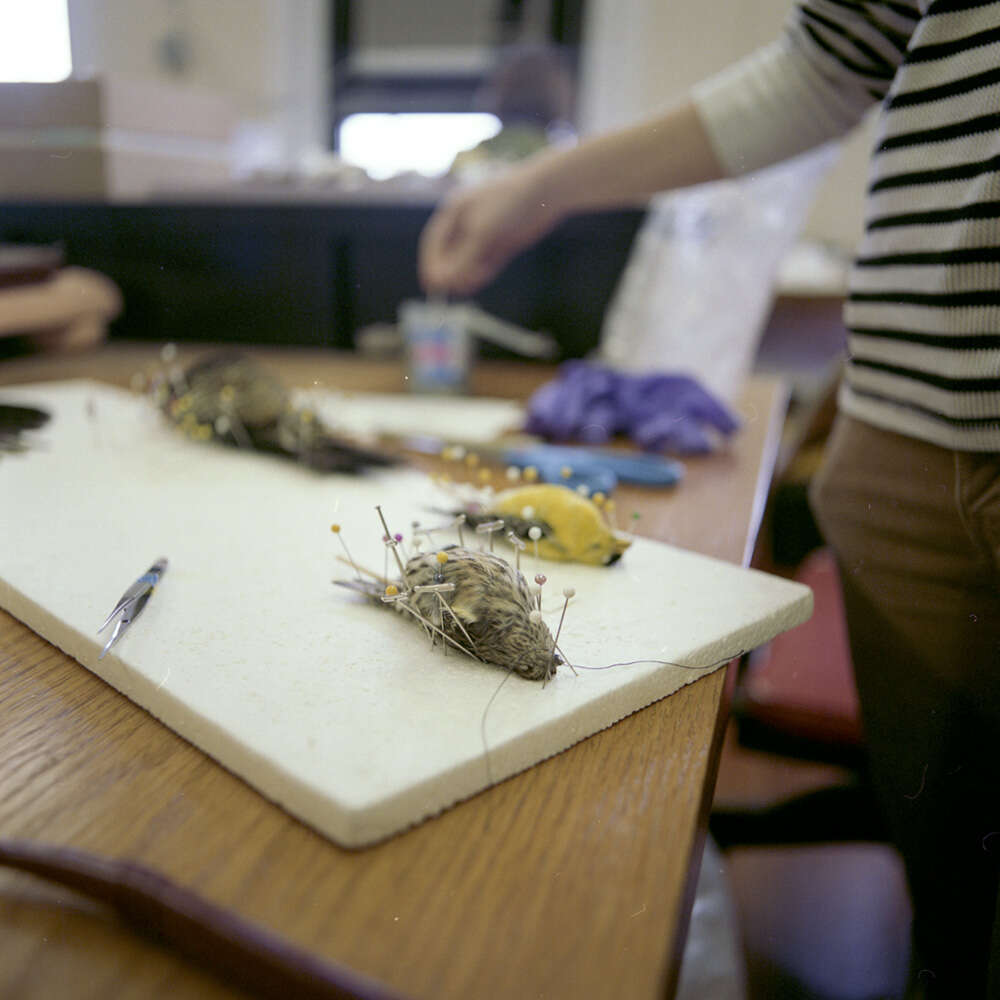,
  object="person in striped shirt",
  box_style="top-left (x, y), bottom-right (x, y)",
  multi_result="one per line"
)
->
top-left (420, 2), bottom-right (1000, 993)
